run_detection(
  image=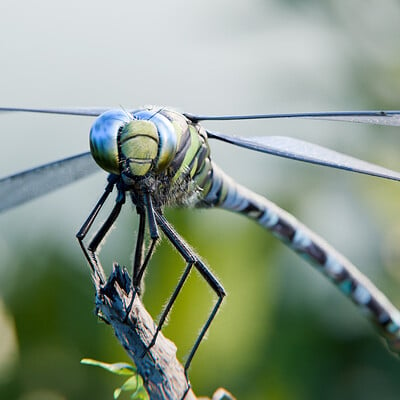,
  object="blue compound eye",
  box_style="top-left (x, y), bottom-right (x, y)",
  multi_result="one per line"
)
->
top-left (89, 110), bottom-right (132, 175)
